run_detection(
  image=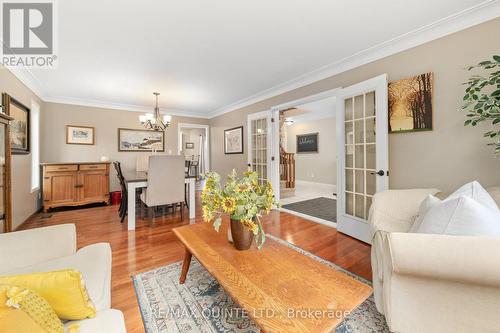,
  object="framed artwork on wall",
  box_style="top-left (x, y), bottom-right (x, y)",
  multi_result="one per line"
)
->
top-left (118, 128), bottom-right (165, 152)
top-left (224, 126), bottom-right (243, 154)
top-left (2, 93), bottom-right (30, 154)
top-left (296, 133), bottom-right (318, 153)
top-left (185, 142), bottom-right (194, 149)
top-left (388, 72), bottom-right (433, 133)
top-left (66, 125), bottom-right (95, 145)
